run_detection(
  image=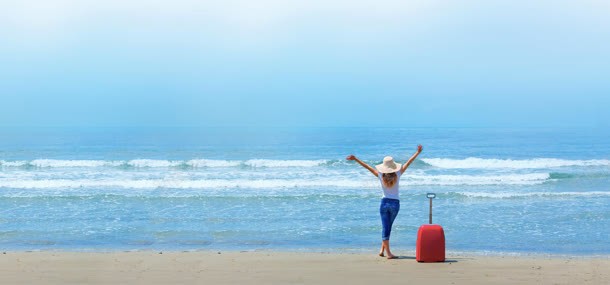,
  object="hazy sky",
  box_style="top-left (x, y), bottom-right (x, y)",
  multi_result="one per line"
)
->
top-left (1, 0), bottom-right (609, 128)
